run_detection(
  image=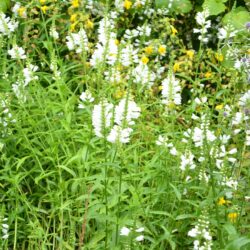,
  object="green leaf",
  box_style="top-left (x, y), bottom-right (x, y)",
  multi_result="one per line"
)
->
top-left (223, 223), bottom-right (238, 238)
top-left (174, 0), bottom-right (192, 13)
top-left (175, 214), bottom-right (195, 220)
top-left (170, 183), bottom-right (182, 201)
top-left (203, 0), bottom-right (228, 16)
top-left (155, 0), bottom-right (192, 14)
top-left (223, 7), bottom-right (250, 31)
top-left (57, 165), bottom-right (76, 177)
top-left (86, 231), bottom-right (106, 248)
top-left (225, 236), bottom-right (250, 250)
top-left (0, 0), bottom-right (10, 12)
